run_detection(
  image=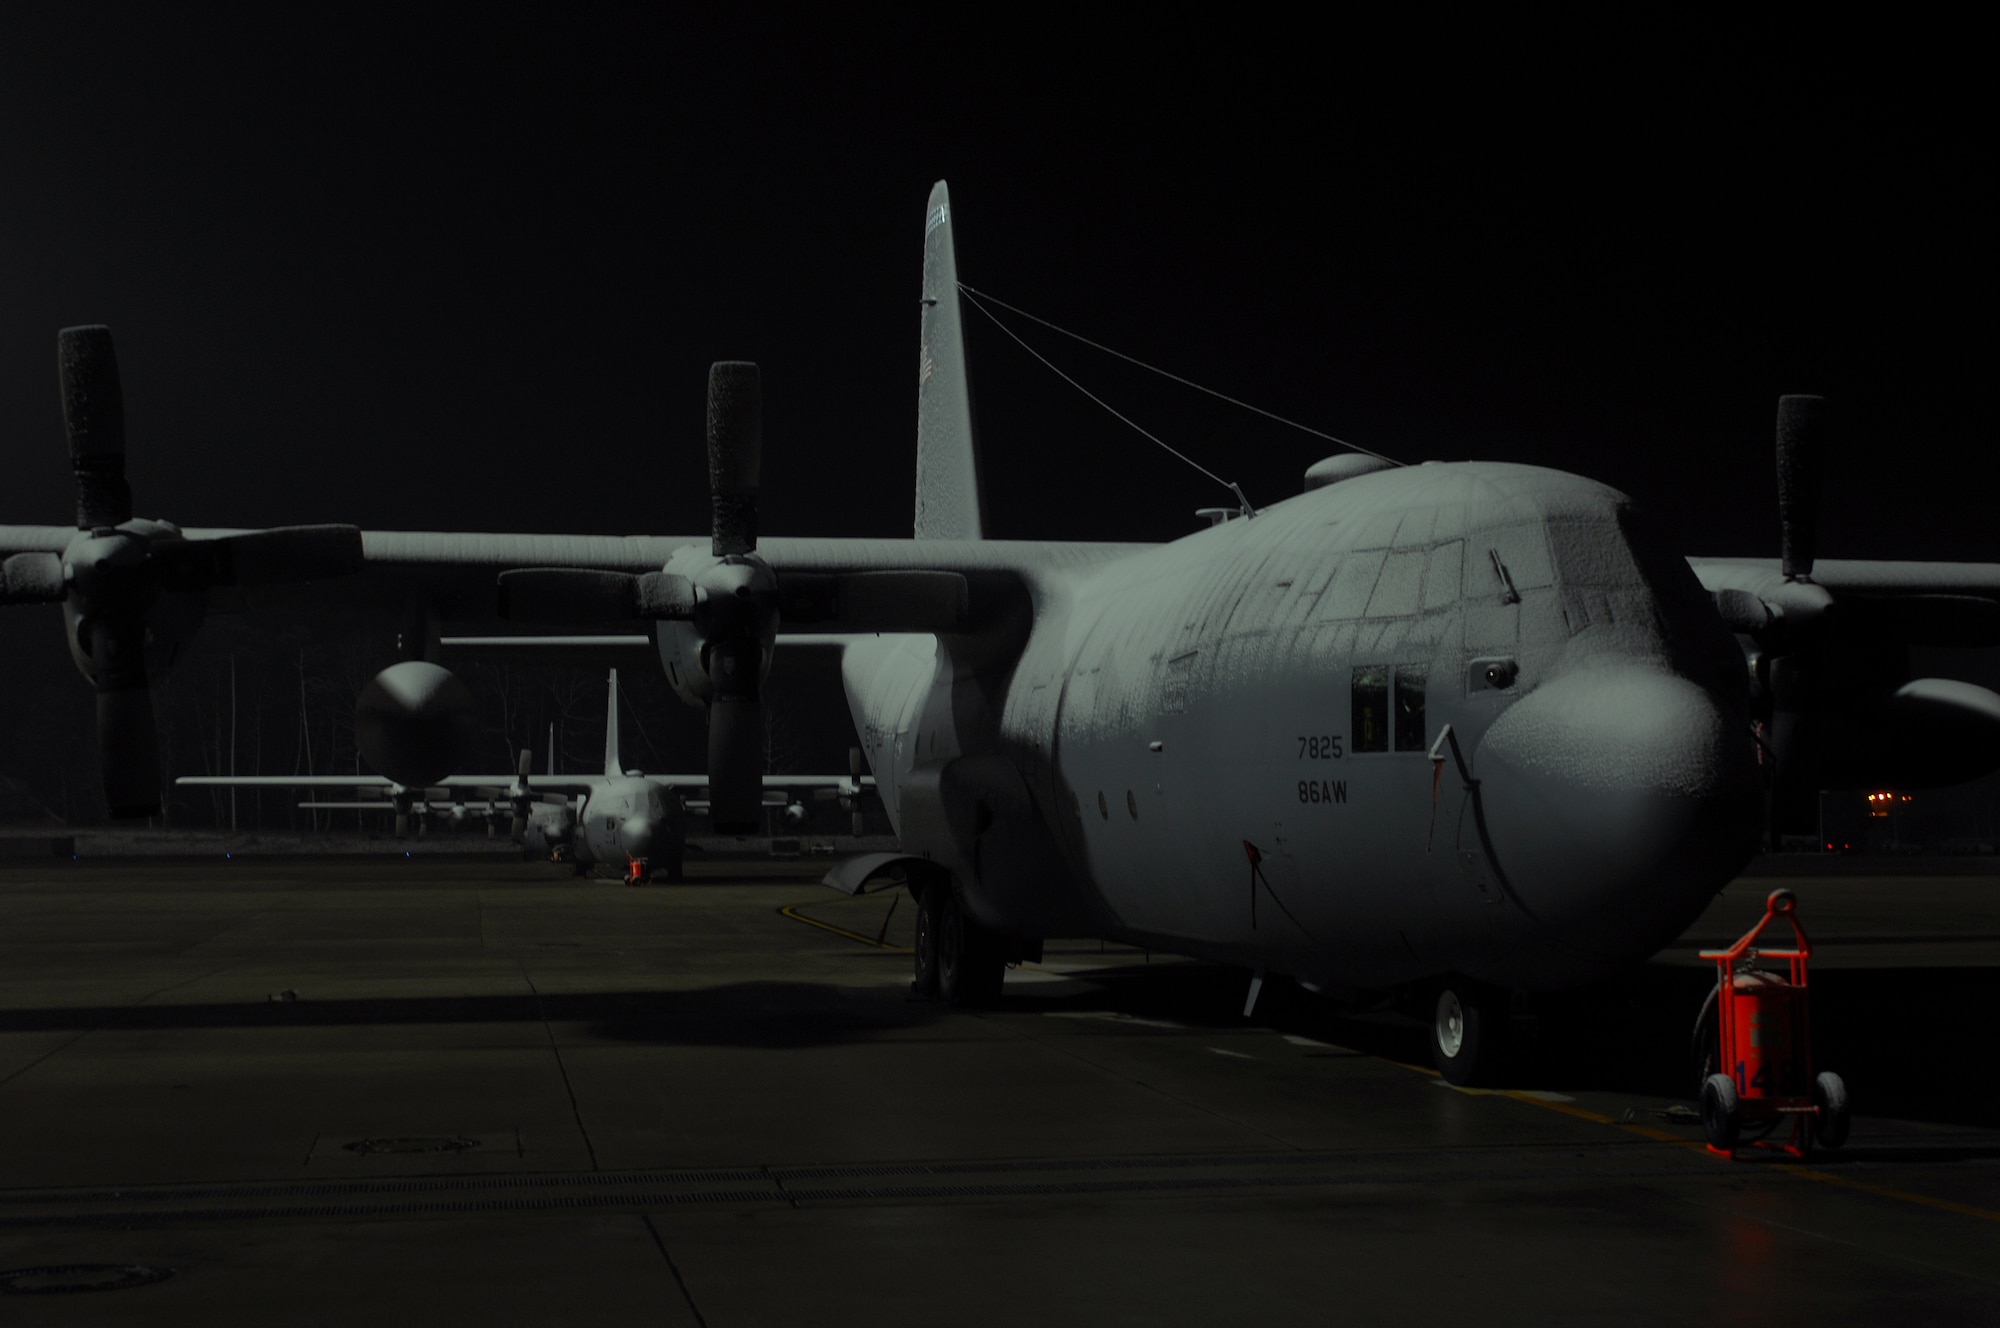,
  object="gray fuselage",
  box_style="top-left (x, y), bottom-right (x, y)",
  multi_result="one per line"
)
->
top-left (841, 461), bottom-right (1760, 992)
